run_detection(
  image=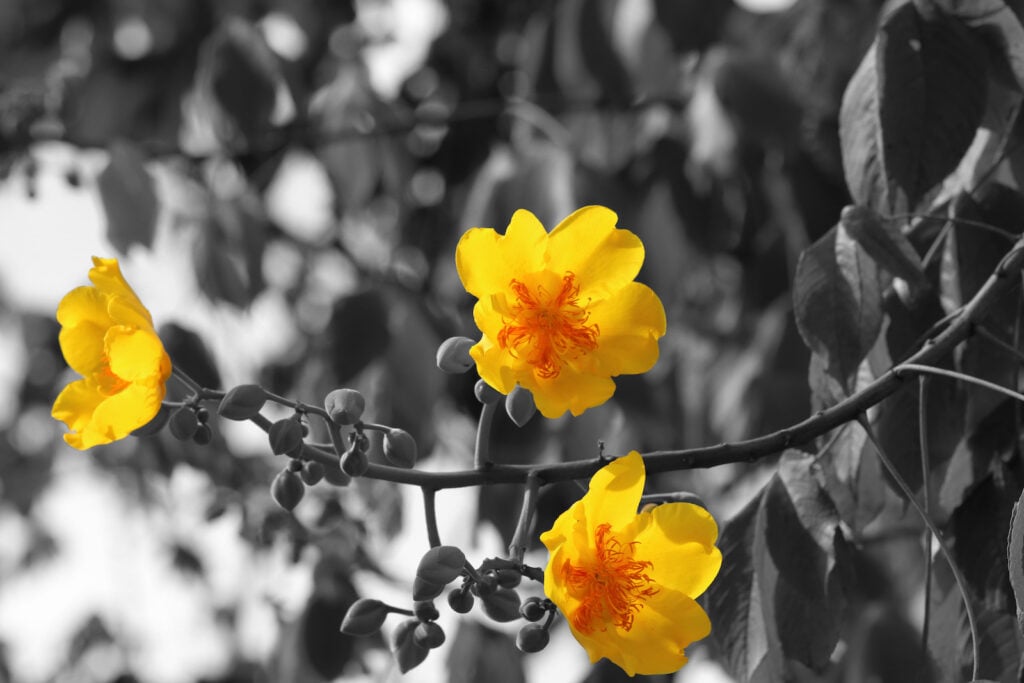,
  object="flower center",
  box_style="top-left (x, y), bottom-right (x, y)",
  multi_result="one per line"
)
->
top-left (562, 523), bottom-right (658, 635)
top-left (497, 272), bottom-right (599, 379)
